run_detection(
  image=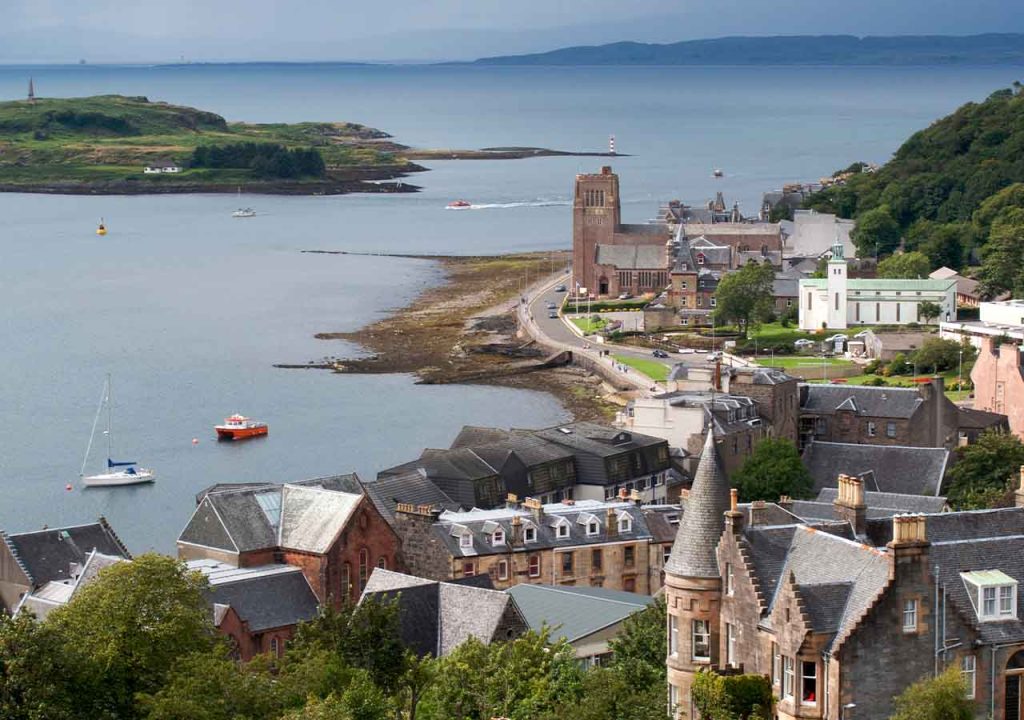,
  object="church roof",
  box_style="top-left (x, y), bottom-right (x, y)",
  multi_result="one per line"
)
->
top-left (665, 432), bottom-right (729, 579)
